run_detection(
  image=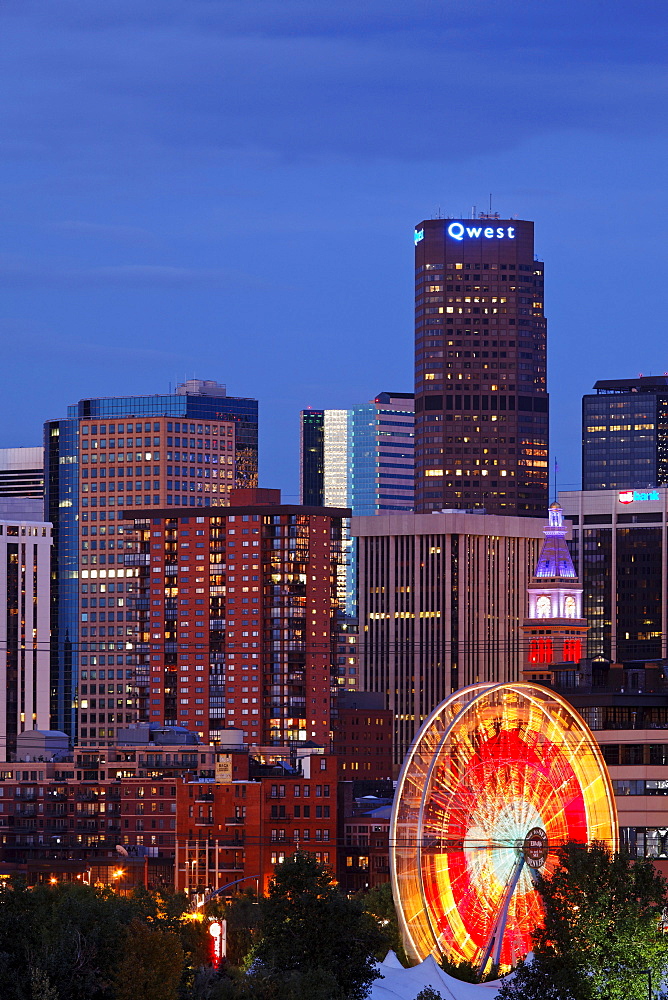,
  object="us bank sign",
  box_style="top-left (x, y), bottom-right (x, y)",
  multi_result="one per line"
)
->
top-left (618, 489), bottom-right (660, 504)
